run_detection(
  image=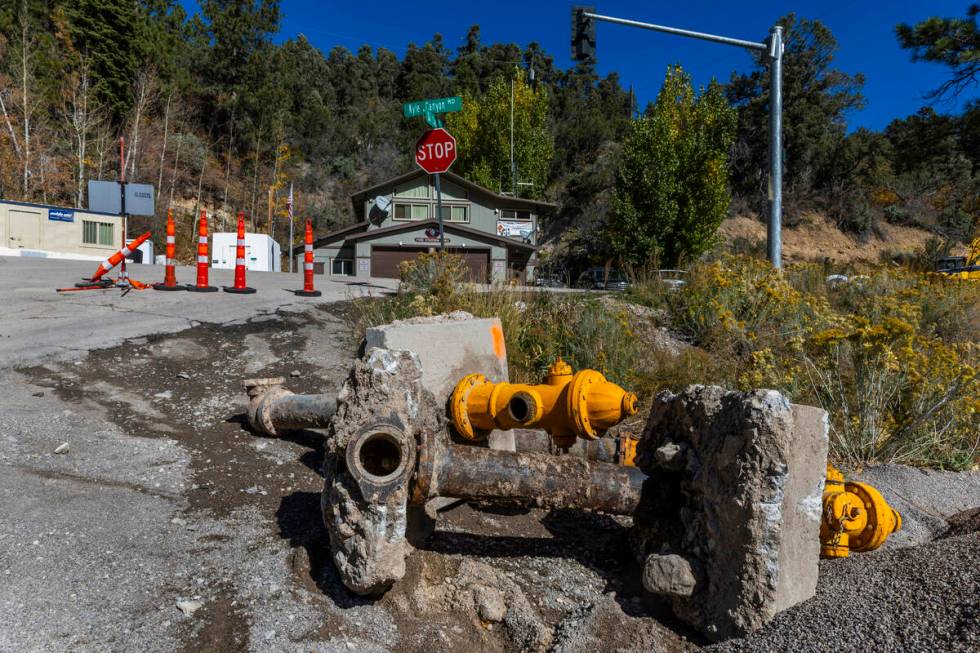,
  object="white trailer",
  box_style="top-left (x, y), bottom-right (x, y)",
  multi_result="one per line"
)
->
top-left (211, 232), bottom-right (281, 272)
